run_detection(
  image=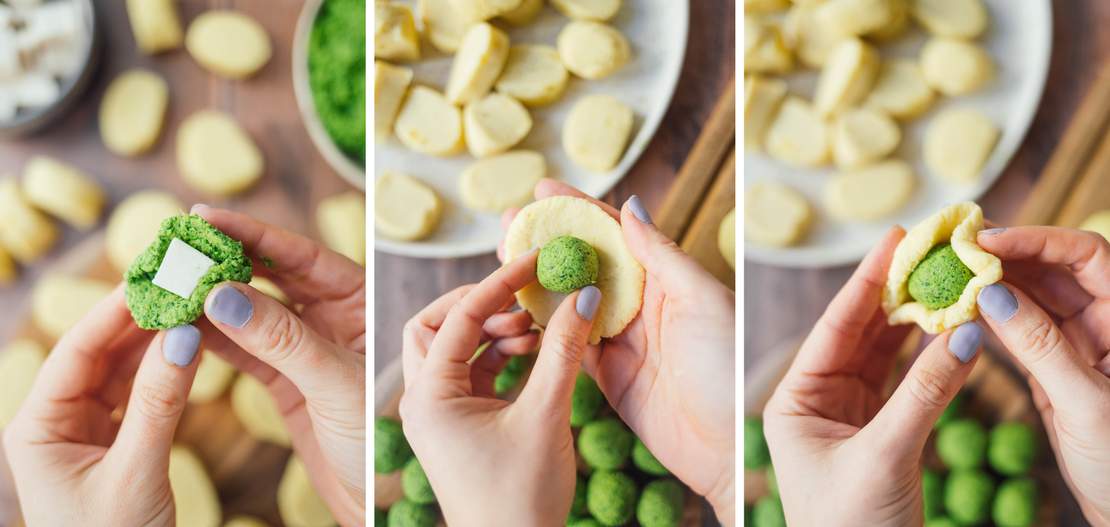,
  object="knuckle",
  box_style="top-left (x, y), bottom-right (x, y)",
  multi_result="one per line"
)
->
top-left (907, 368), bottom-right (951, 411)
top-left (136, 382), bottom-right (186, 421)
top-left (1020, 319), bottom-right (1066, 365)
top-left (548, 331), bottom-right (586, 366)
top-left (258, 311), bottom-right (309, 364)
